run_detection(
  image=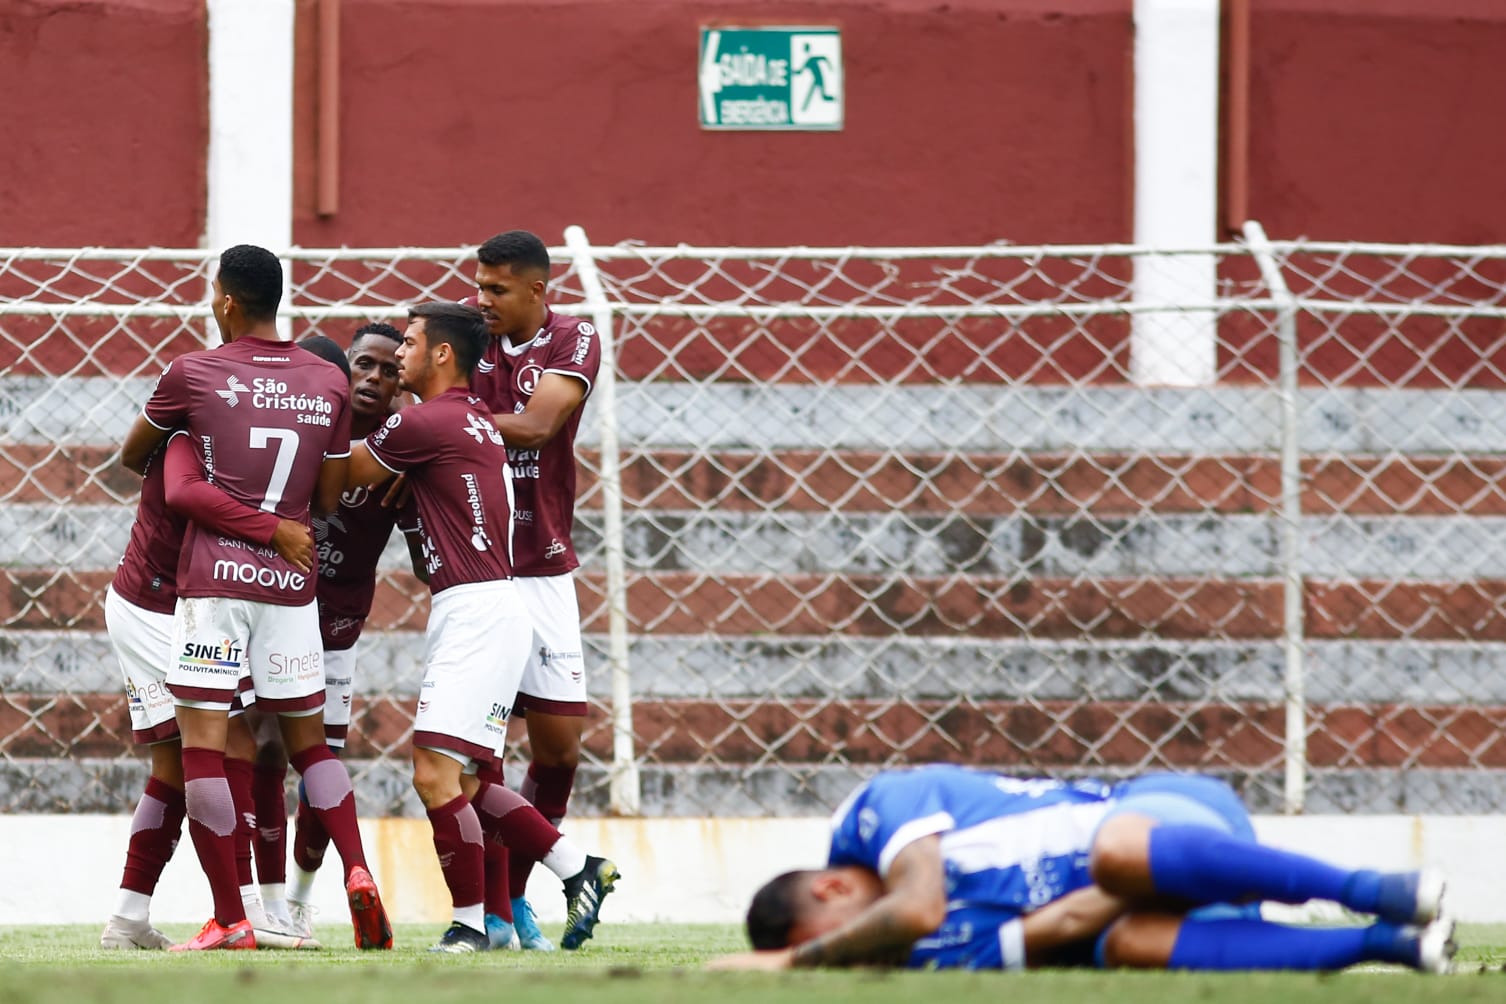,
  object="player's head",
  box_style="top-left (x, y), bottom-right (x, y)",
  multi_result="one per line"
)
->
top-left (347, 322), bottom-right (403, 421)
top-left (297, 334), bottom-right (353, 379)
top-left (401, 301), bottom-right (488, 394)
top-left (745, 867), bottom-right (885, 950)
top-left (213, 244), bottom-right (283, 336)
top-left (474, 230), bottom-right (550, 339)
